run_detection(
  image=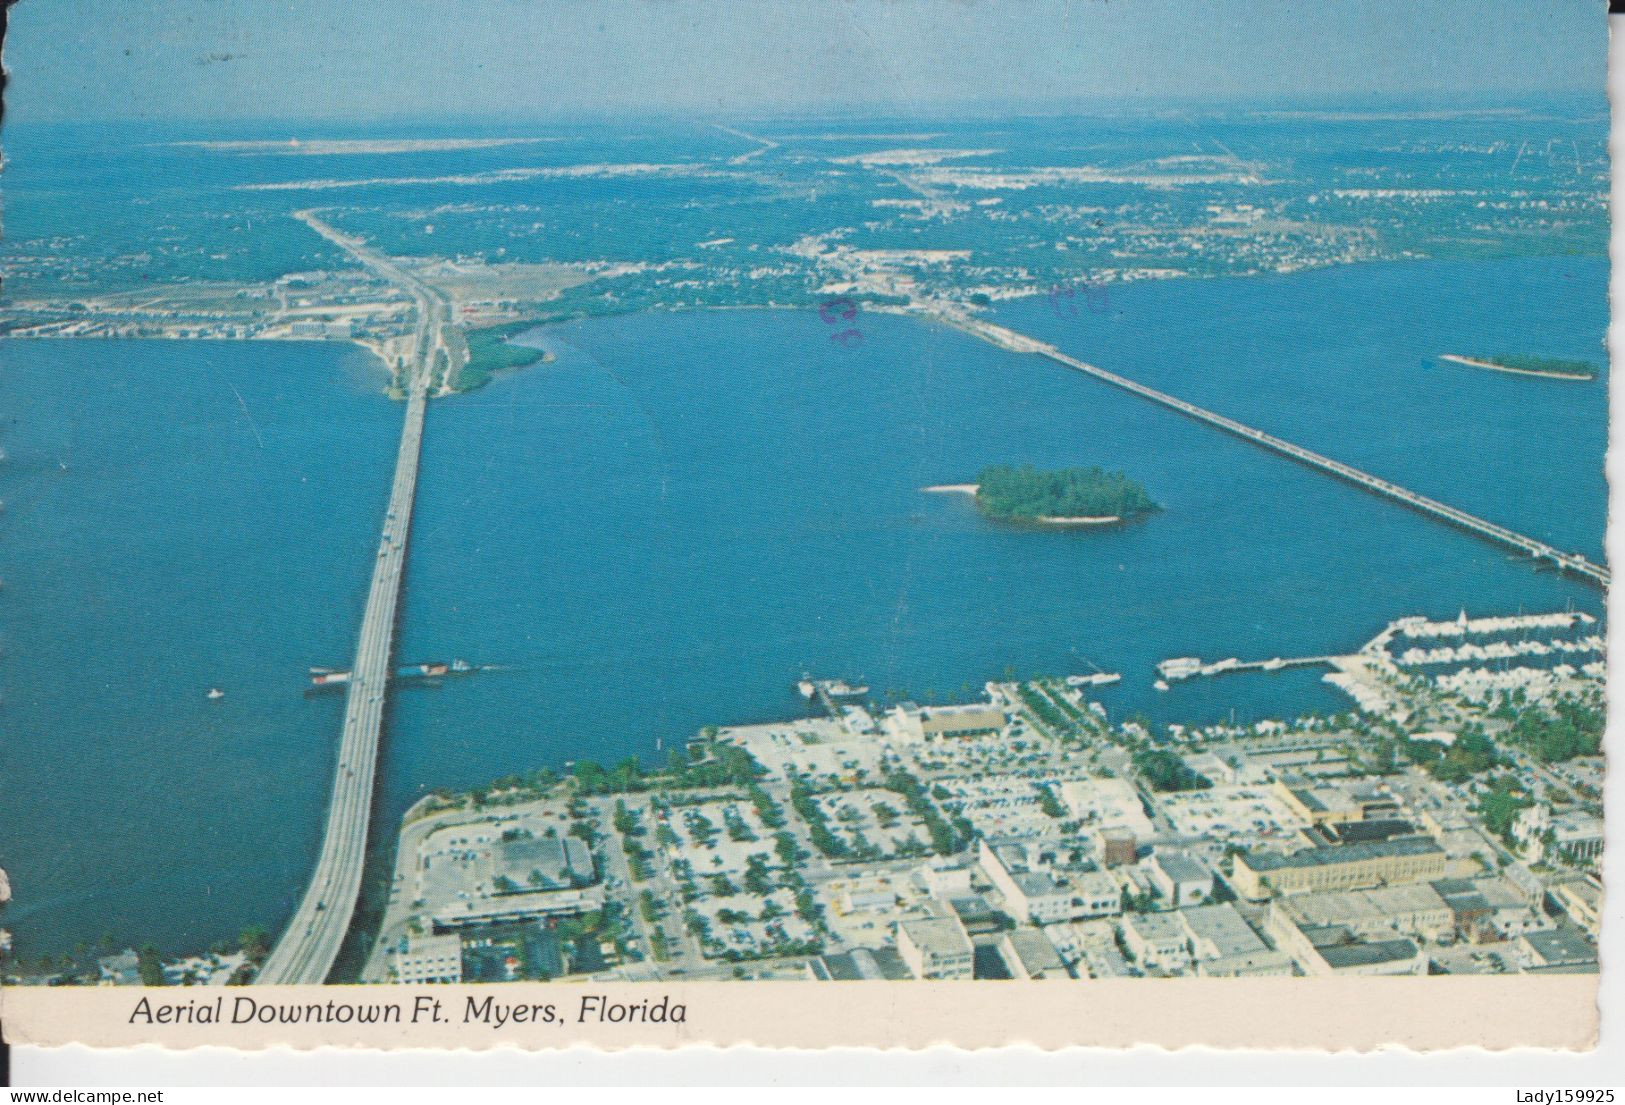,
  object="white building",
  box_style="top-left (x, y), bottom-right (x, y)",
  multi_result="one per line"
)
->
top-left (1178, 903), bottom-right (1266, 961)
top-left (1267, 908), bottom-right (1424, 976)
top-left (884, 701), bottom-right (1006, 743)
top-left (979, 840), bottom-right (1120, 924)
top-left (1514, 804), bottom-right (1604, 865)
top-left (1057, 778), bottom-right (1156, 839)
top-left (1121, 912), bottom-right (1191, 974)
top-left (391, 932), bottom-right (463, 984)
top-left (1145, 851), bottom-right (1213, 908)
top-left (999, 928), bottom-right (1069, 979)
top-left (919, 857), bottom-right (974, 899)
